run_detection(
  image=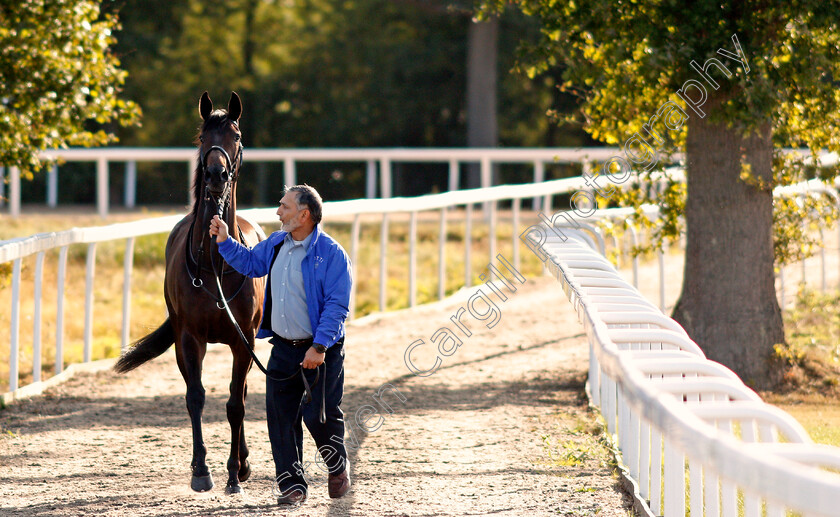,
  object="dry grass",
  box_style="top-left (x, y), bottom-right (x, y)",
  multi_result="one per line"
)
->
top-left (762, 287), bottom-right (840, 447)
top-left (0, 207), bottom-right (548, 393)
